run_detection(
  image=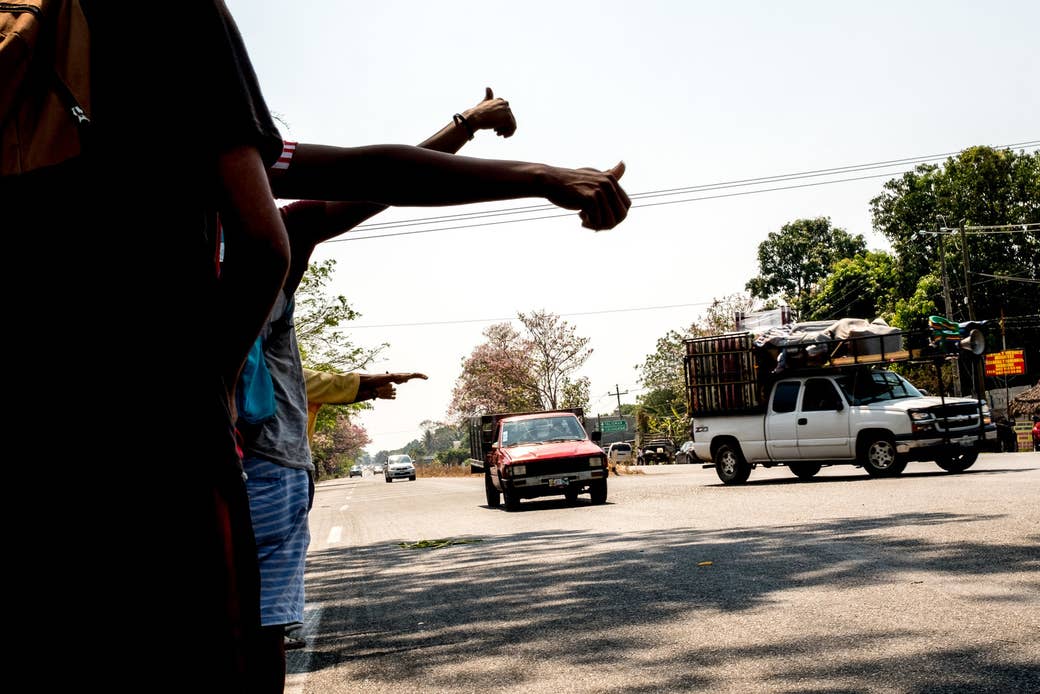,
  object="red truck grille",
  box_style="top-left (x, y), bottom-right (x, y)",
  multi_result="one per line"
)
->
top-left (516, 456), bottom-right (602, 477)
